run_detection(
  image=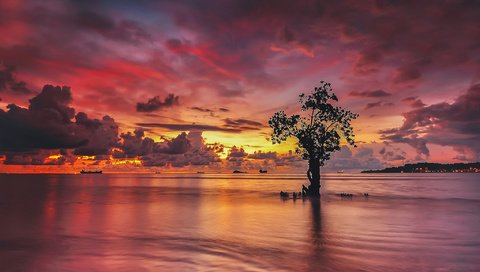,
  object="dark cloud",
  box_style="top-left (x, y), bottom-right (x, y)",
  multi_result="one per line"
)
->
top-left (0, 85), bottom-right (119, 162)
top-left (156, 132), bottom-right (191, 154)
top-left (160, 0), bottom-right (478, 85)
top-left (349, 89), bottom-right (391, 97)
top-left (402, 96), bottom-right (426, 108)
top-left (0, 64), bottom-right (33, 94)
top-left (0, 85), bottom-right (85, 152)
top-left (225, 148), bottom-right (304, 170)
top-left (222, 148), bottom-right (305, 170)
top-left (164, 38), bottom-right (184, 51)
top-left (248, 151), bottom-right (277, 160)
top-left (136, 94), bottom-right (180, 112)
top-left (113, 129), bottom-right (154, 158)
top-left (3, 149), bottom-right (75, 165)
top-left (75, 10), bottom-right (115, 33)
top-left (353, 50), bottom-right (382, 75)
top-left (207, 142), bottom-right (225, 154)
top-left (324, 146), bottom-right (384, 170)
top-left (73, 113), bottom-right (119, 156)
top-left (276, 25), bottom-right (314, 56)
top-left (272, 150), bottom-right (304, 167)
top-left (364, 101), bottom-right (382, 110)
top-left (381, 84), bottom-right (480, 160)
top-left (190, 107), bottom-right (214, 113)
top-left (188, 107), bottom-right (230, 117)
top-left (137, 123), bottom-right (241, 133)
top-left (29, 85), bottom-right (75, 122)
top-left (282, 25), bottom-right (295, 43)
top-left (2, 0), bottom-right (479, 168)
top-left (410, 99), bottom-right (426, 108)
top-left (379, 145), bottom-right (406, 161)
top-left (2, 0), bottom-right (479, 102)
top-left (402, 96), bottom-right (416, 102)
top-left (75, 10), bottom-right (151, 44)
top-left (364, 101), bottom-right (395, 110)
top-left (227, 146), bottom-right (248, 159)
top-left (140, 131), bottom-right (221, 167)
top-left (393, 67), bottom-right (421, 84)
top-left (112, 129), bottom-right (221, 167)
top-left (225, 145), bottom-right (248, 168)
top-left (223, 118), bottom-right (264, 130)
